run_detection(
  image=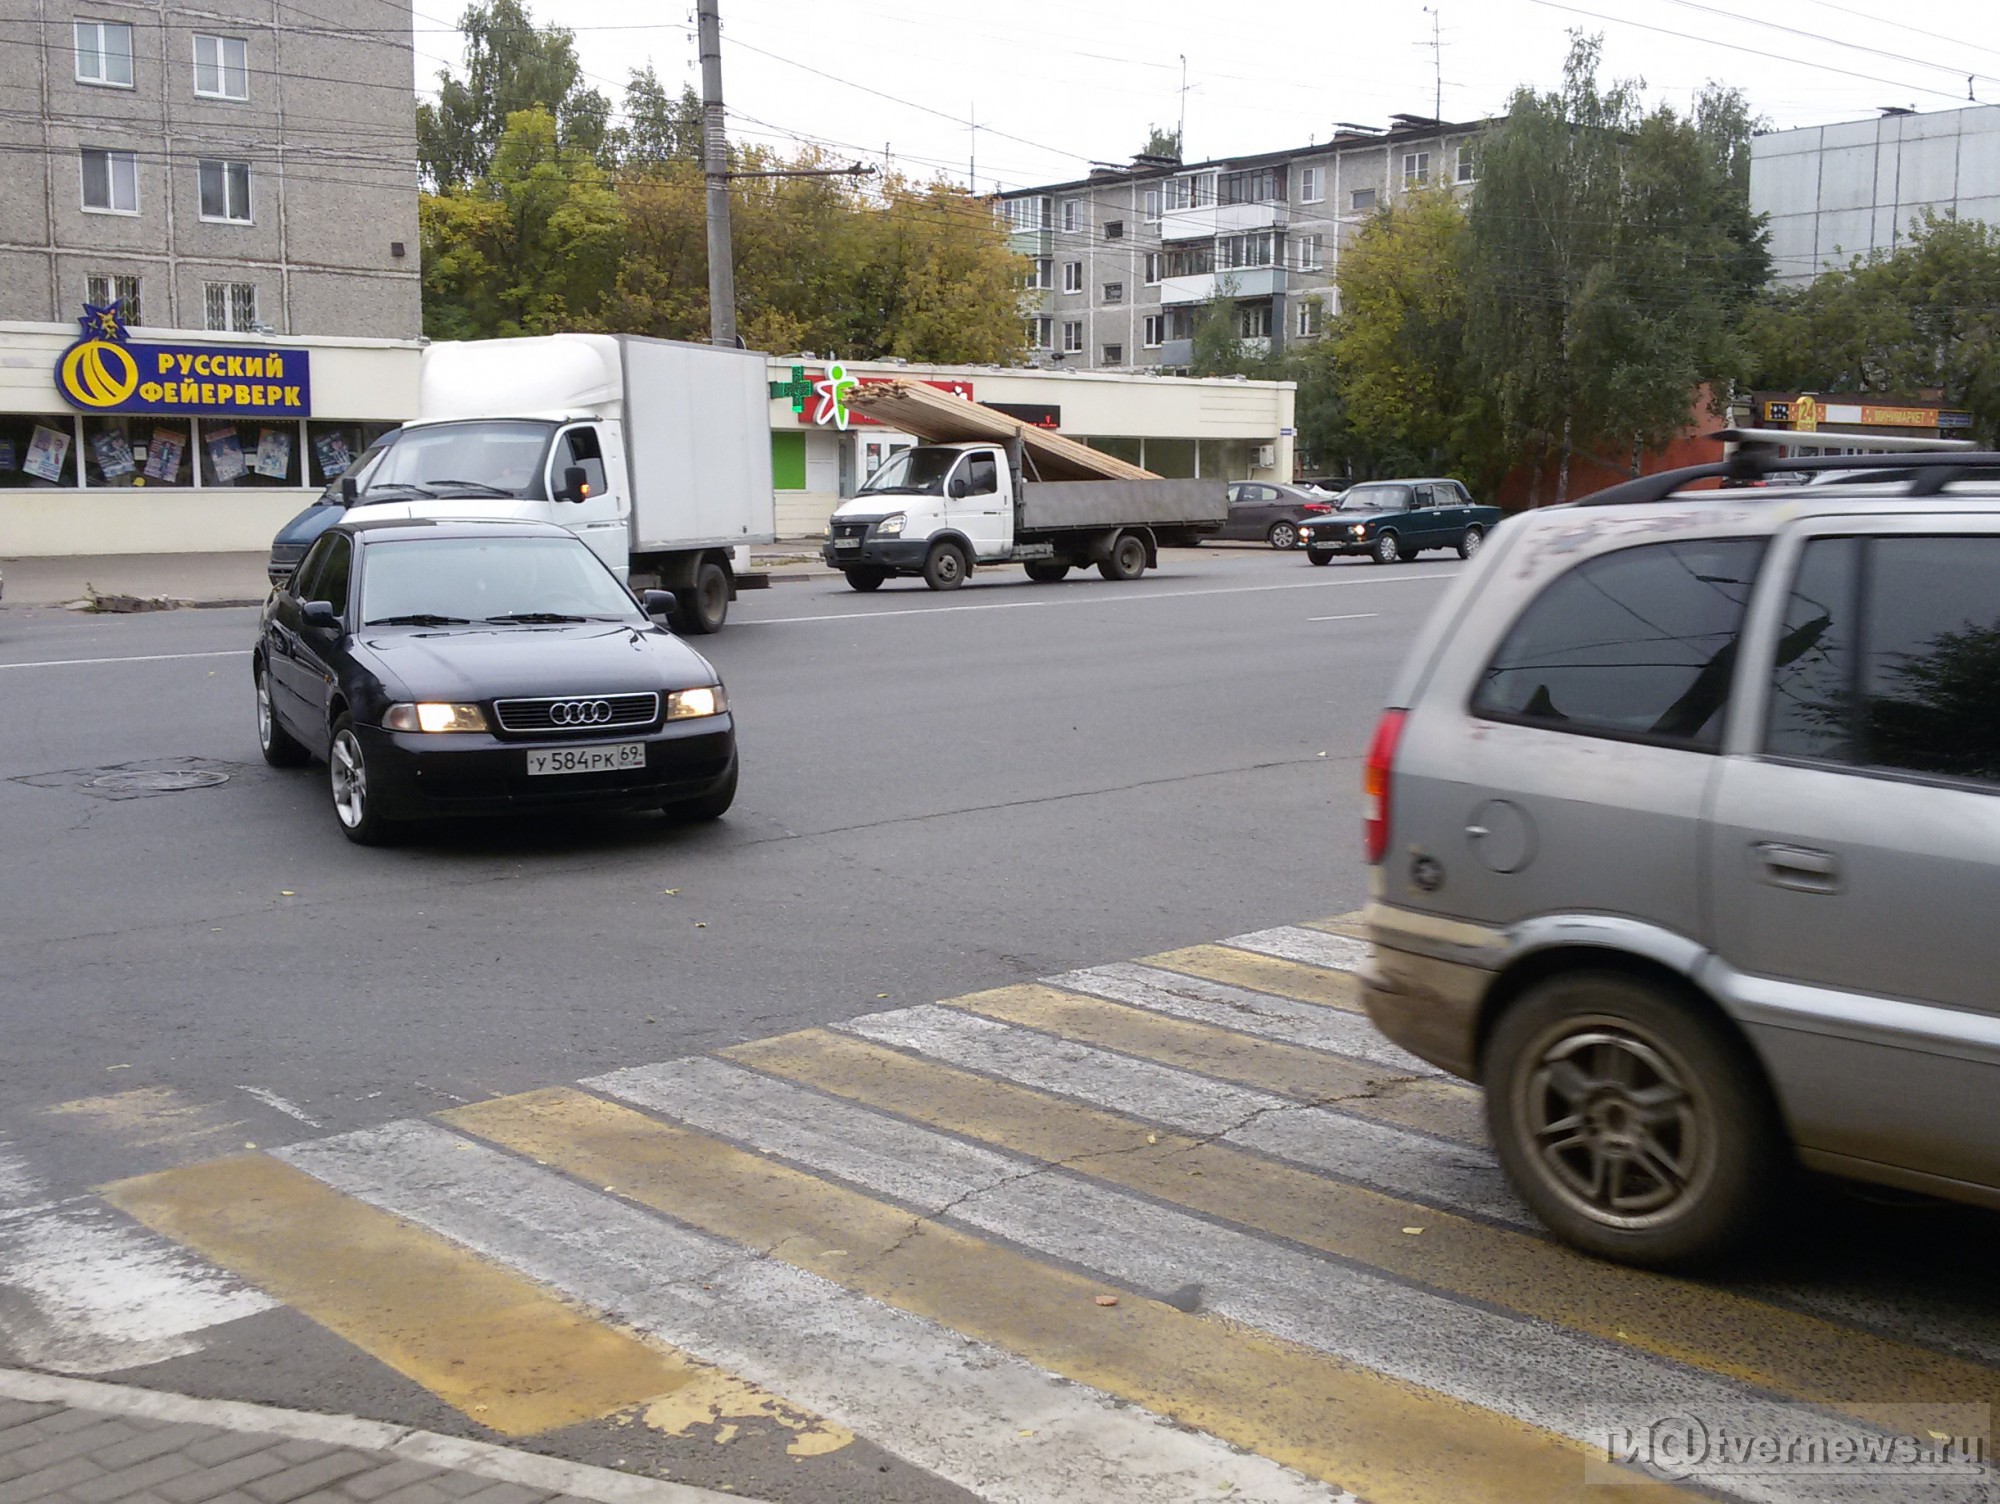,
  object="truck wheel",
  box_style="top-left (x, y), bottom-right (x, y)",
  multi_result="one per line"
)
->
top-left (843, 567), bottom-right (887, 592)
top-left (1024, 562), bottom-right (1069, 583)
top-left (1098, 533), bottom-right (1148, 581)
top-left (1306, 548), bottom-right (1333, 567)
top-left (1267, 521), bottom-right (1298, 550)
top-left (1371, 532), bottom-right (1400, 566)
top-left (1458, 525), bottom-right (1485, 560)
top-left (923, 541), bottom-right (968, 591)
top-left (678, 560), bottom-right (730, 634)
